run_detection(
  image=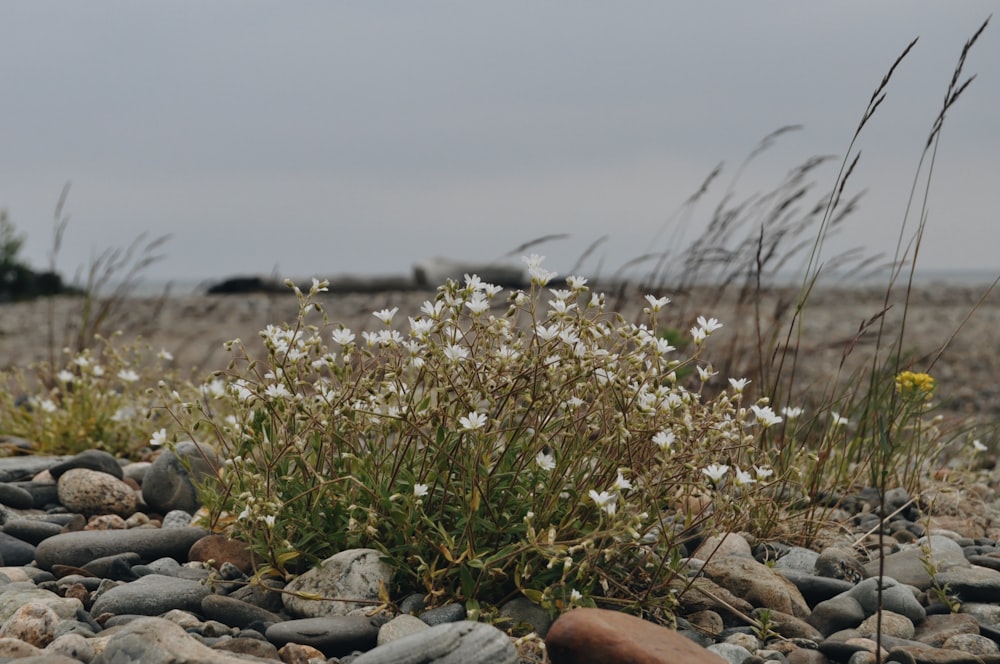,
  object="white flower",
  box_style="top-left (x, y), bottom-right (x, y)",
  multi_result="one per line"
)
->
top-left (264, 383), bottom-right (292, 400)
top-left (459, 411), bottom-right (487, 431)
top-left (570, 589), bottom-right (583, 602)
top-left (697, 366), bottom-right (718, 382)
top-left (782, 406), bottom-right (804, 420)
top-left (535, 324), bottom-right (561, 341)
top-left (373, 307), bottom-right (399, 325)
top-left (701, 463), bottom-right (729, 483)
top-left (652, 430), bottom-right (675, 451)
top-left (408, 317), bottom-right (435, 337)
top-left (149, 428), bottom-right (168, 447)
top-left (566, 275), bottom-right (588, 290)
top-left (73, 355), bottom-right (90, 368)
top-left (311, 277), bottom-right (329, 293)
top-left (331, 328), bottom-right (355, 346)
top-left (972, 439), bottom-right (988, 453)
top-left (643, 294), bottom-right (670, 312)
top-left (588, 490), bottom-right (617, 516)
top-left (39, 399), bottom-right (58, 413)
top-left (750, 405), bottom-right (782, 428)
top-left (728, 377), bottom-right (750, 393)
top-left (443, 344), bottom-right (469, 362)
top-left (830, 412), bottom-right (849, 427)
top-left (420, 300), bottom-right (445, 319)
top-left (523, 254), bottom-right (557, 286)
top-left (535, 450), bottom-right (556, 471)
top-left (690, 327), bottom-right (707, 345)
top-left (548, 299), bottom-right (576, 315)
top-left (91, 365), bottom-right (105, 377)
top-left (613, 471), bottom-right (633, 492)
top-left (733, 467), bottom-right (757, 486)
top-left (117, 369), bottom-right (140, 383)
top-left (754, 465), bottom-right (774, 480)
top-left (413, 483), bottom-right (429, 498)
top-left (696, 316), bottom-right (723, 333)
top-left (157, 349), bottom-right (174, 361)
top-left (465, 293), bottom-right (490, 315)
top-left (263, 514), bottom-right (276, 528)
top-left (549, 288), bottom-right (572, 301)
